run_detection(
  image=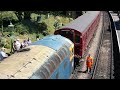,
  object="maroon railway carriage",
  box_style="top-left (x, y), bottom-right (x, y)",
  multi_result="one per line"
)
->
top-left (54, 11), bottom-right (101, 58)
